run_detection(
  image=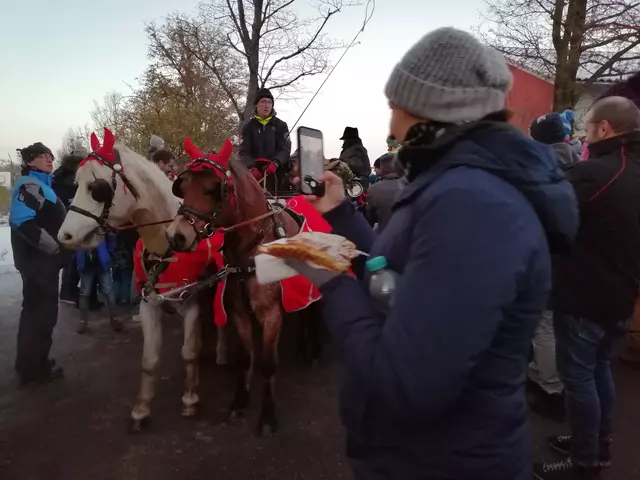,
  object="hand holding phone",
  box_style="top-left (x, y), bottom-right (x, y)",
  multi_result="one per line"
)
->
top-left (297, 126), bottom-right (326, 197)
